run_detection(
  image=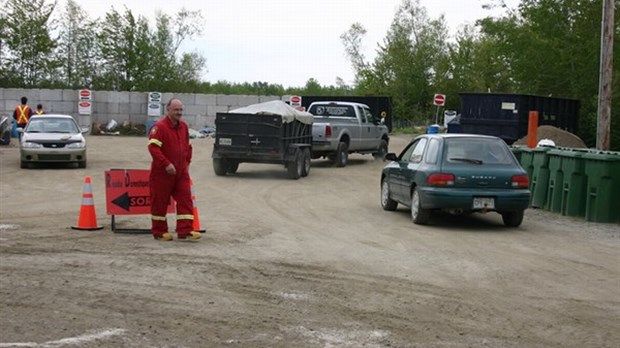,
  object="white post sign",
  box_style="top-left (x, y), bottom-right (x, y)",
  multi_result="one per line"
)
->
top-left (78, 89), bottom-right (92, 115)
top-left (148, 92), bottom-right (162, 117)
